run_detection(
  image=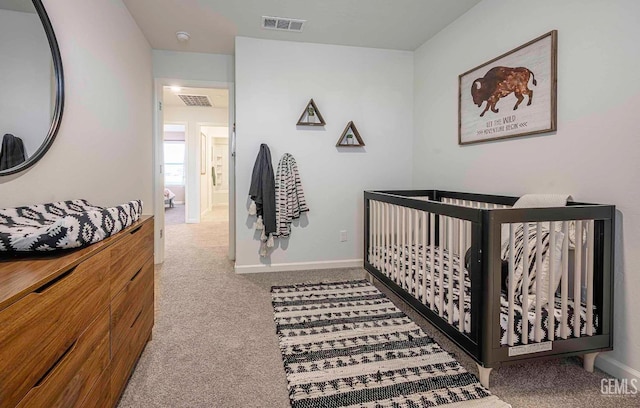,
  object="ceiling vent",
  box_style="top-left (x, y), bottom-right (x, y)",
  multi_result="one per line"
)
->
top-left (262, 16), bottom-right (305, 32)
top-left (178, 94), bottom-right (212, 107)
